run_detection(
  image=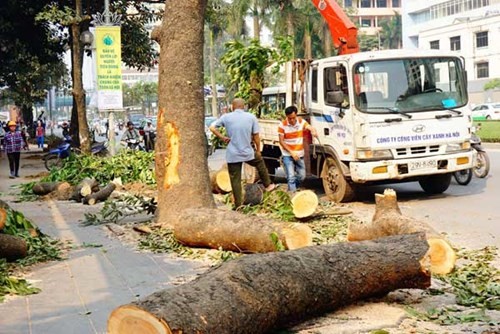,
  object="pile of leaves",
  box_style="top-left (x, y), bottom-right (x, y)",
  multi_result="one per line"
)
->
top-left (239, 189), bottom-right (295, 222)
top-left (20, 150), bottom-right (155, 197)
top-left (0, 208), bottom-right (62, 301)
